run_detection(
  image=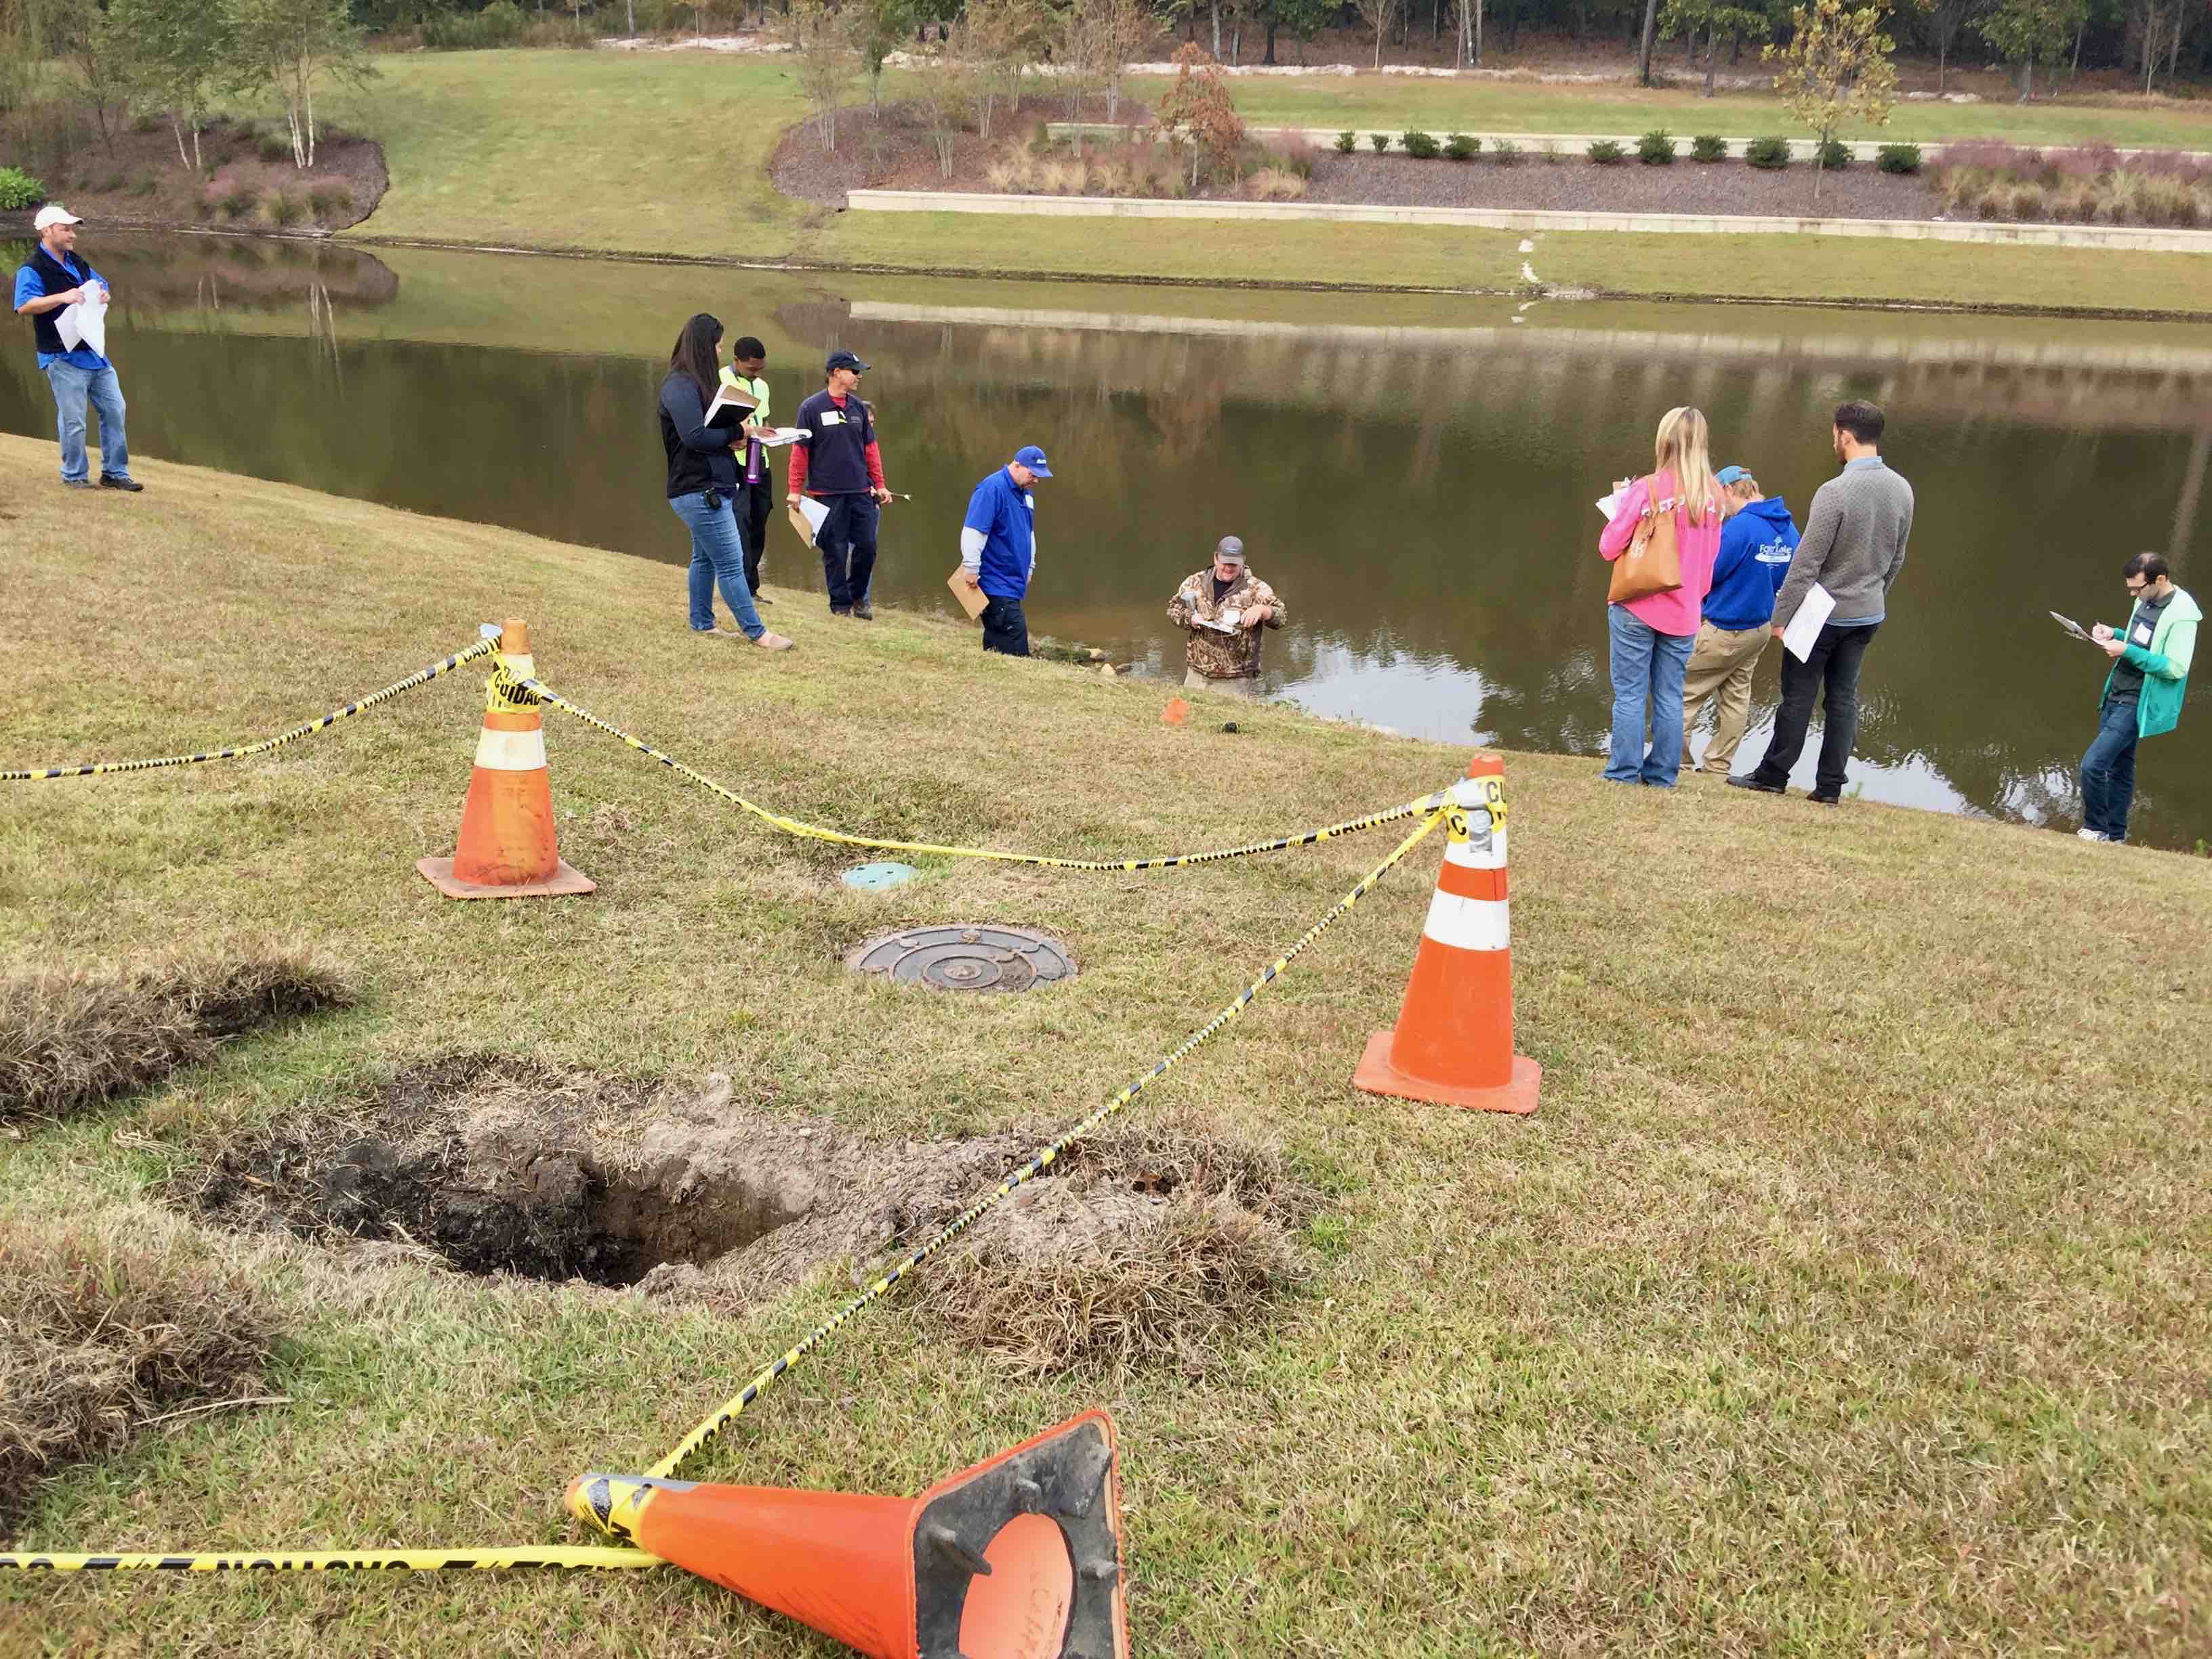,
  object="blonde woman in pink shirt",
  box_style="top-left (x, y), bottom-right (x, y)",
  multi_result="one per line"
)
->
top-left (1598, 406), bottom-right (1724, 787)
